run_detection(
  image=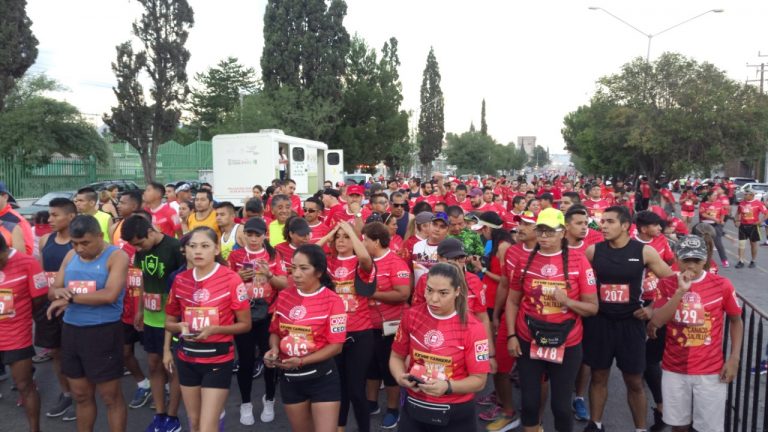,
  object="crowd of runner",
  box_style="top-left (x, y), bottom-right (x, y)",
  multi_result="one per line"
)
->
top-left (0, 171), bottom-right (760, 432)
